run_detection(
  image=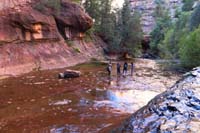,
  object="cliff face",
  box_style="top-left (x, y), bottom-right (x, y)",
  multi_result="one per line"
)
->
top-left (0, 0), bottom-right (104, 76)
top-left (130, 0), bottom-right (182, 34)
